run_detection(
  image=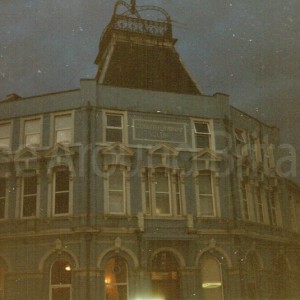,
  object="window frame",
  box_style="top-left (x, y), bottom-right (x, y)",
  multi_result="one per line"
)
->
top-left (142, 168), bottom-right (185, 217)
top-left (195, 171), bottom-right (217, 217)
top-left (21, 116), bottom-right (43, 148)
top-left (191, 119), bottom-right (214, 150)
top-left (51, 167), bottom-right (72, 217)
top-left (50, 260), bottom-right (72, 300)
top-left (51, 111), bottom-right (74, 146)
top-left (0, 121), bottom-right (12, 150)
top-left (103, 110), bottom-right (127, 144)
top-left (0, 177), bottom-right (7, 220)
top-left (104, 165), bottom-right (130, 215)
top-left (20, 170), bottom-right (39, 219)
